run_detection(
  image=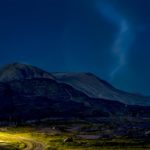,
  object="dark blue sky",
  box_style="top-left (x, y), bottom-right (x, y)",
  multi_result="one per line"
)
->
top-left (0, 0), bottom-right (150, 95)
